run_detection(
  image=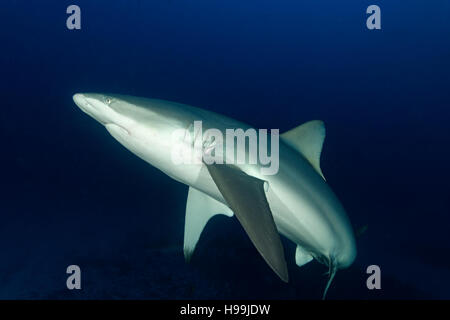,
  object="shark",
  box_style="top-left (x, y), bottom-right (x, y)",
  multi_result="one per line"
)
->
top-left (73, 93), bottom-right (356, 298)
